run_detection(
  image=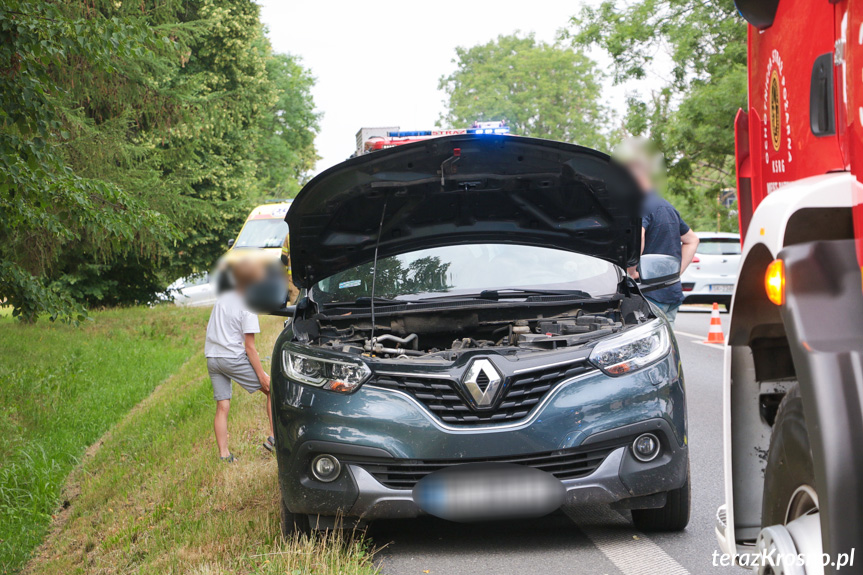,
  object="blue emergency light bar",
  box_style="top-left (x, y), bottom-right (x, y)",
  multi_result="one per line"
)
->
top-left (386, 126), bottom-right (510, 138)
top-left (469, 127), bottom-right (510, 135)
top-left (387, 130), bottom-right (434, 137)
